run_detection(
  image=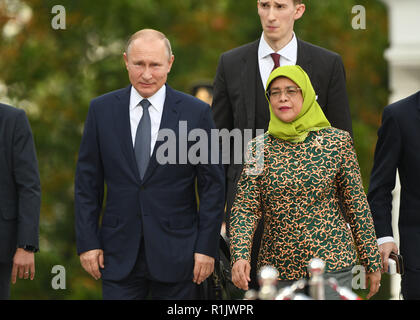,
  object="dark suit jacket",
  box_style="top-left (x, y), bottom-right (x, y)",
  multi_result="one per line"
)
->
top-left (368, 91), bottom-right (420, 270)
top-left (0, 104), bottom-right (41, 262)
top-left (75, 85), bottom-right (225, 283)
top-left (211, 38), bottom-right (352, 224)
